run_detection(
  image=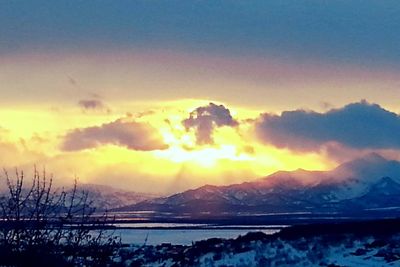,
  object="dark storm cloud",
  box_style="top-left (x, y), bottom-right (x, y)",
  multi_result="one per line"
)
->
top-left (255, 101), bottom-right (400, 151)
top-left (62, 118), bottom-right (168, 151)
top-left (183, 103), bottom-right (238, 145)
top-left (2, 1), bottom-right (400, 67)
